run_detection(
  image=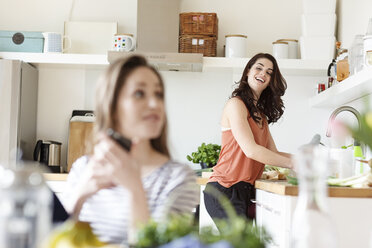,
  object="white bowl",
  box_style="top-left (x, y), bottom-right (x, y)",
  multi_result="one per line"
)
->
top-left (302, 14), bottom-right (336, 36)
top-left (300, 36), bottom-right (336, 60)
top-left (303, 0), bottom-right (336, 14)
